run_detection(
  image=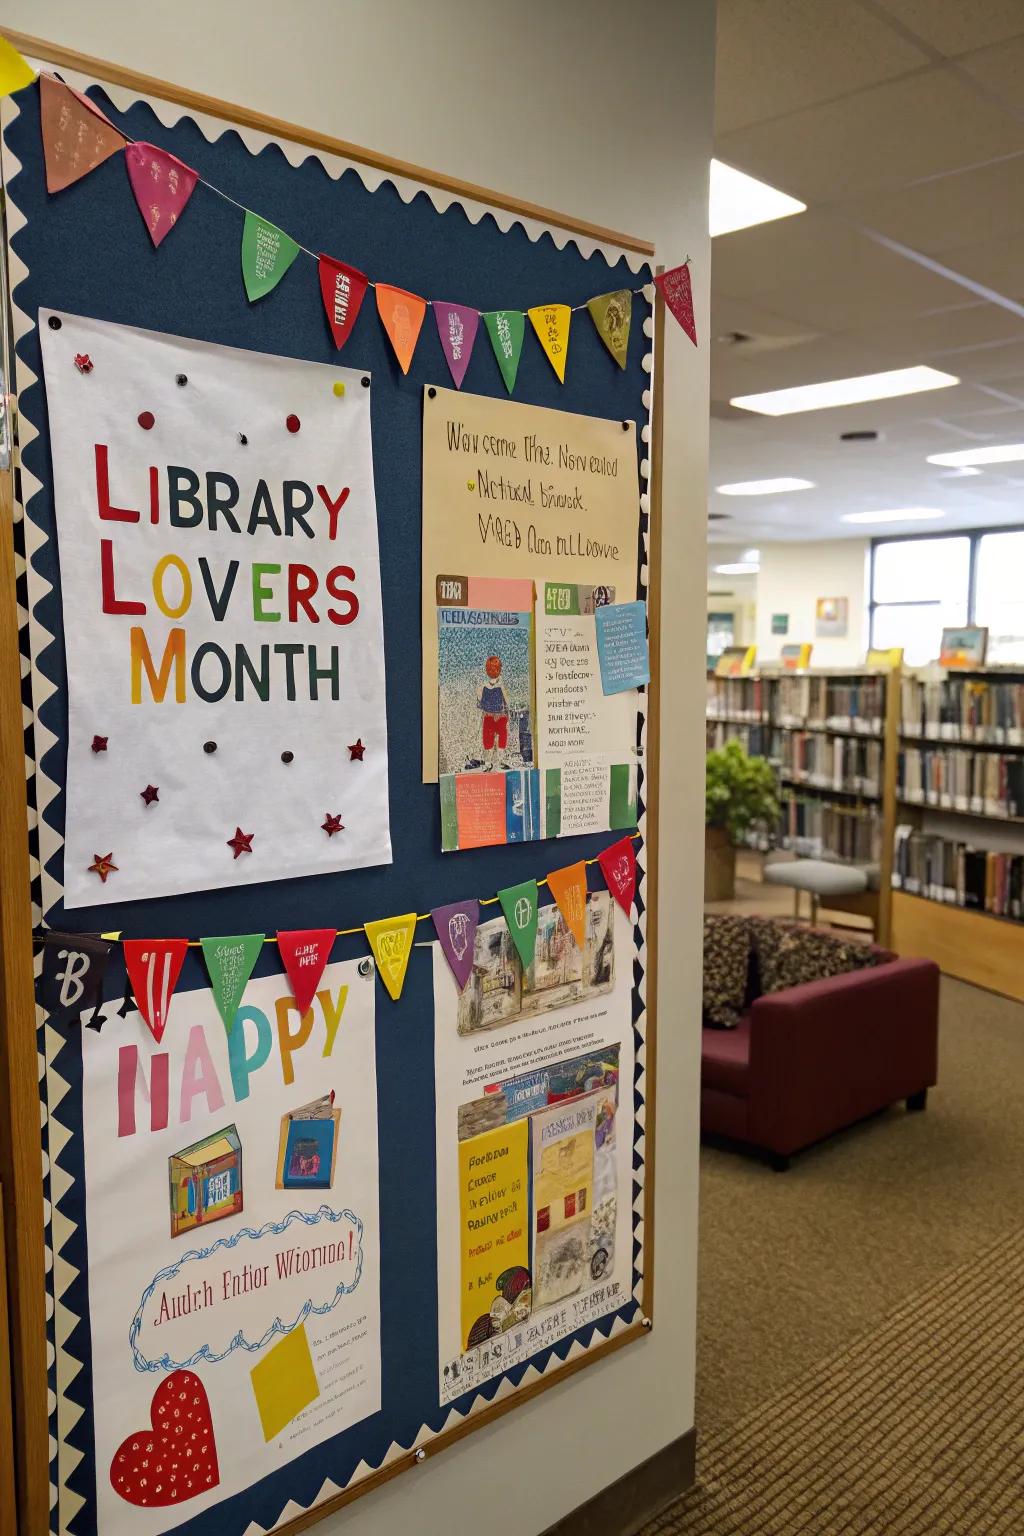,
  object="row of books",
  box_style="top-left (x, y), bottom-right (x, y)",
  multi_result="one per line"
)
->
top-left (781, 734), bottom-right (881, 797)
top-left (779, 796), bottom-right (880, 864)
top-left (896, 747), bottom-right (1024, 819)
top-left (705, 720), bottom-right (777, 759)
top-left (893, 826), bottom-right (1024, 920)
top-left (706, 674), bottom-right (885, 732)
top-left (900, 676), bottom-right (1024, 745)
